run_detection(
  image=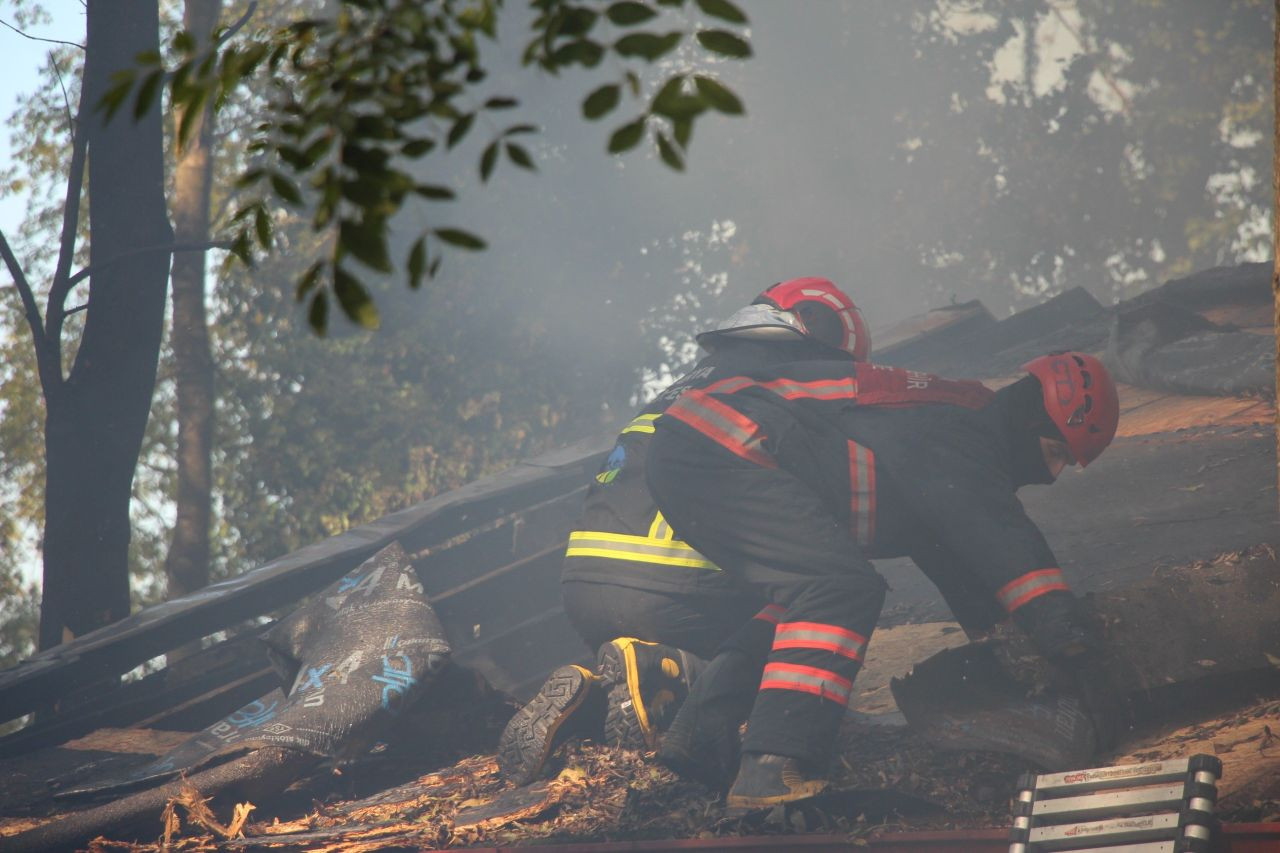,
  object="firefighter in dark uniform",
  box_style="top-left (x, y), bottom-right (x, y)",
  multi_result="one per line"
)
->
top-left (644, 353), bottom-right (1122, 809)
top-left (497, 279), bottom-right (872, 786)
